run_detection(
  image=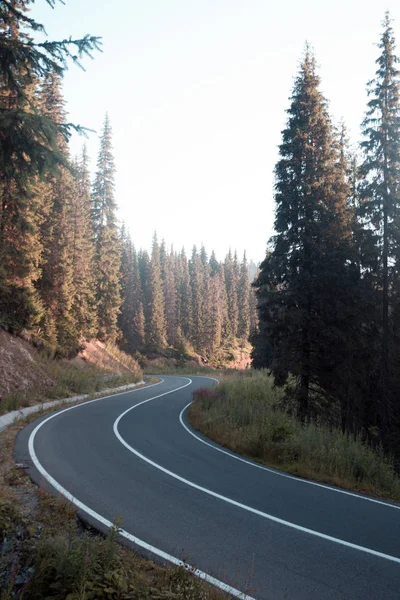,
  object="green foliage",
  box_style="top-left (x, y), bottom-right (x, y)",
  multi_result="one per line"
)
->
top-left (224, 250), bottom-right (239, 339)
top-left (359, 12), bottom-right (400, 438)
top-left (253, 47), bottom-right (360, 424)
top-left (119, 230), bottom-right (145, 352)
top-left (0, 0), bottom-right (100, 341)
top-left (92, 114), bottom-right (121, 341)
top-left (238, 252), bottom-right (250, 340)
top-left (121, 239), bottom-right (252, 362)
top-left (0, 0), bottom-right (101, 189)
top-left (70, 146), bottom-right (98, 340)
top-left (190, 371), bottom-right (400, 500)
top-left (146, 234), bottom-right (167, 351)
